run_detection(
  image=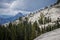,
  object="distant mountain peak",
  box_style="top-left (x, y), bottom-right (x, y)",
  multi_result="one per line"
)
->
top-left (0, 12), bottom-right (25, 24)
